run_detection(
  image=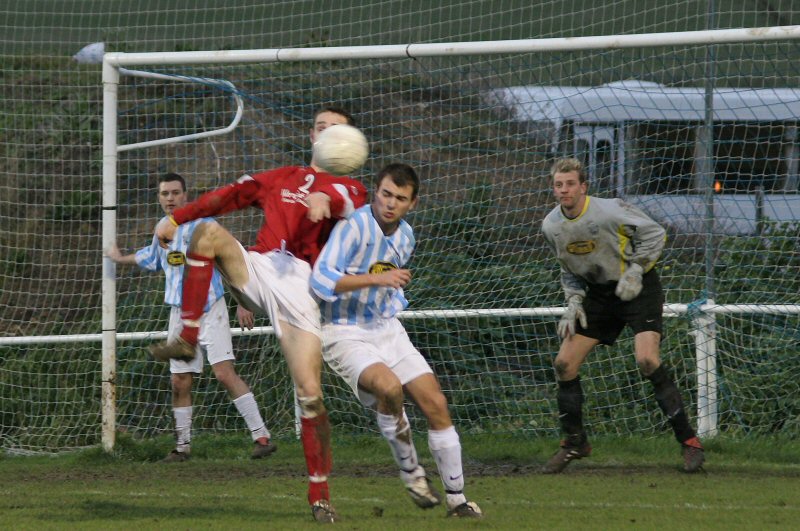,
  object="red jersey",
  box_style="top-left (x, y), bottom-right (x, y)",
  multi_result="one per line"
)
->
top-left (172, 166), bottom-right (367, 265)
